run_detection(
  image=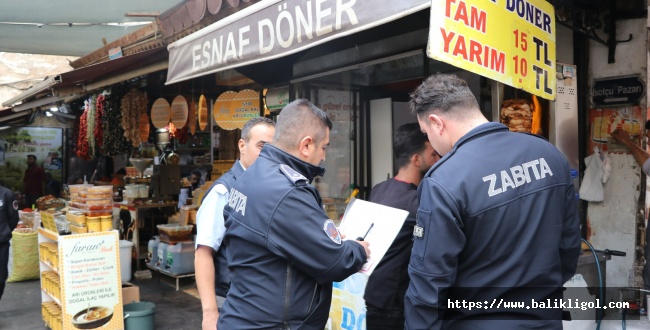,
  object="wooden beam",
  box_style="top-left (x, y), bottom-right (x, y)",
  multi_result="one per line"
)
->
top-left (70, 24), bottom-right (161, 69)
